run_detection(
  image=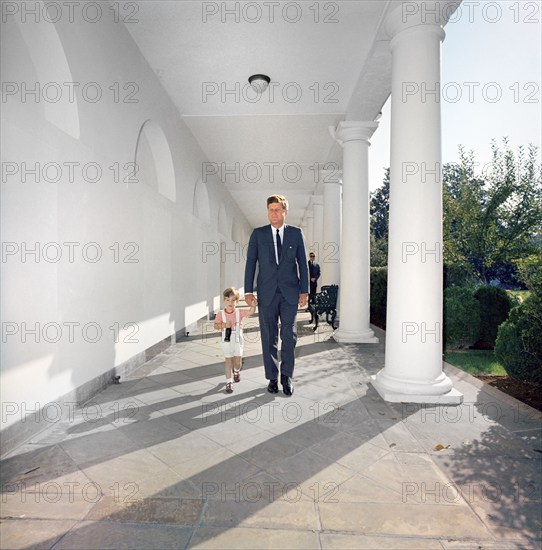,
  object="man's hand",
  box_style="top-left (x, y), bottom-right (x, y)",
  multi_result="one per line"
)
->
top-left (298, 293), bottom-right (309, 308)
top-left (245, 293), bottom-right (258, 307)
